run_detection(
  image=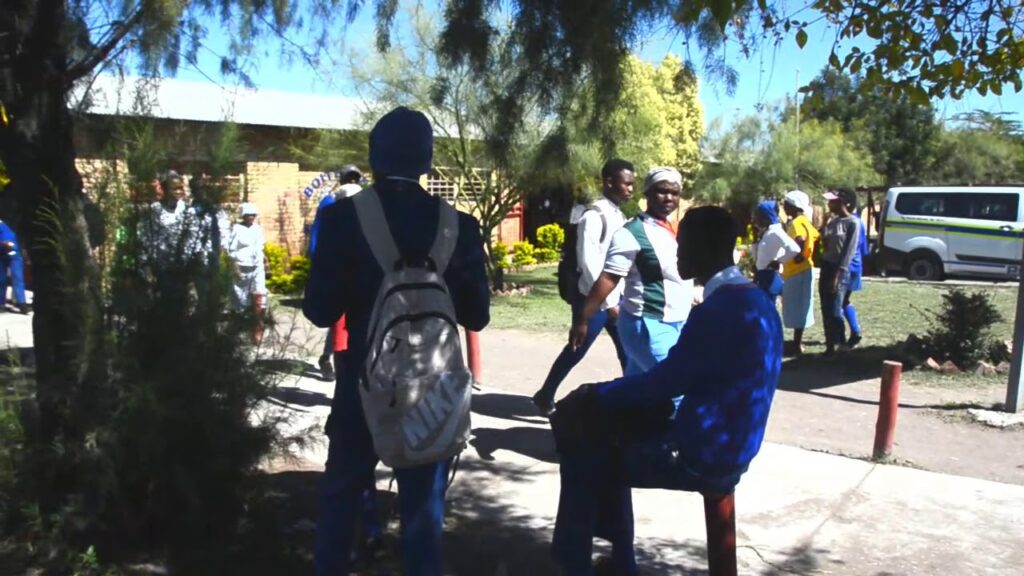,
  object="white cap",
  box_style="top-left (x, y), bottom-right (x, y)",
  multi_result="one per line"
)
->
top-left (783, 190), bottom-right (811, 214)
top-left (240, 202), bottom-right (258, 216)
